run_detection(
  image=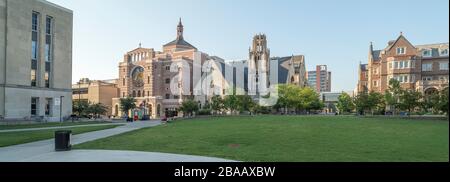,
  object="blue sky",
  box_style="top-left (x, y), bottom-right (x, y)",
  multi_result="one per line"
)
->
top-left (48, 0), bottom-right (449, 92)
